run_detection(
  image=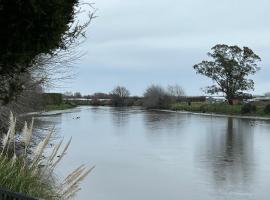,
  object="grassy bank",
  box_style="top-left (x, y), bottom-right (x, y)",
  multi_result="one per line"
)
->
top-left (45, 102), bottom-right (77, 111)
top-left (170, 102), bottom-right (270, 117)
